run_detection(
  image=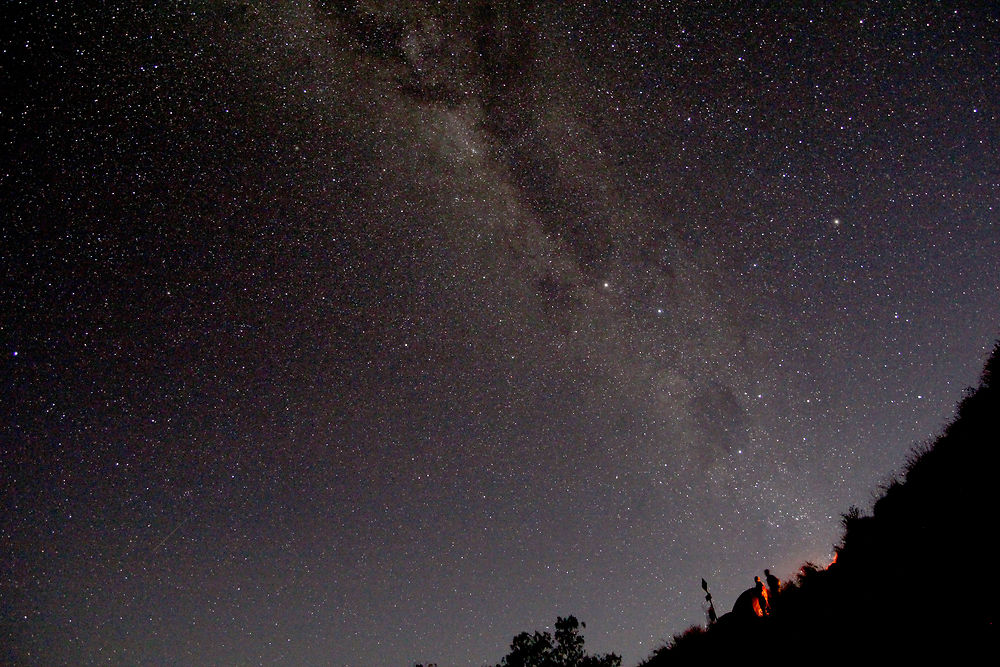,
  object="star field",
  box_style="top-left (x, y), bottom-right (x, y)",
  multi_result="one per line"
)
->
top-left (3, 2), bottom-right (999, 665)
